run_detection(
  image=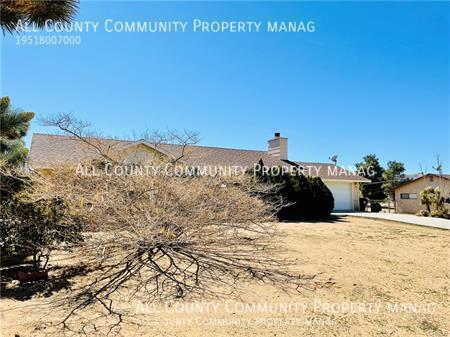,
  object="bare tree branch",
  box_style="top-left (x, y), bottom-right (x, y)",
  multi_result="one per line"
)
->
top-left (12, 114), bottom-right (315, 334)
